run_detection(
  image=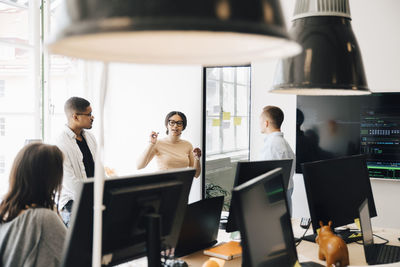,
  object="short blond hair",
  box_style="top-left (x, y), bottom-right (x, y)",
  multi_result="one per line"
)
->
top-left (261, 106), bottom-right (284, 129)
